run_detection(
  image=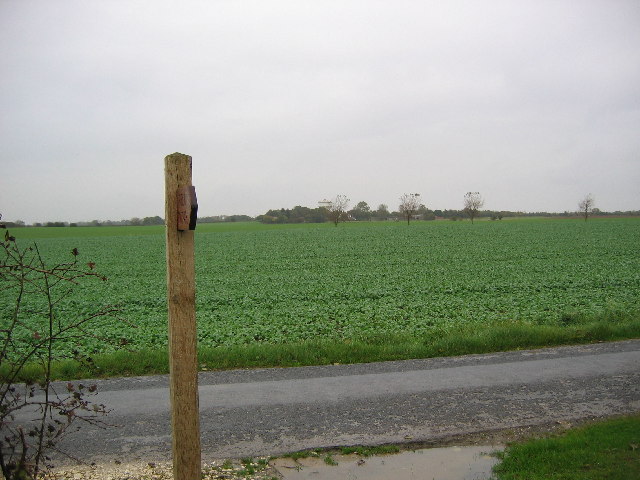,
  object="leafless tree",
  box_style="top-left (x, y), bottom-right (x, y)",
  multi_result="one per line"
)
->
top-left (463, 192), bottom-right (484, 223)
top-left (326, 195), bottom-right (350, 226)
top-left (1, 219), bottom-right (122, 479)
top-left (578, 194), bottom-right (595, 221)
top-left (399, 193), bottom-right (422, 225)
